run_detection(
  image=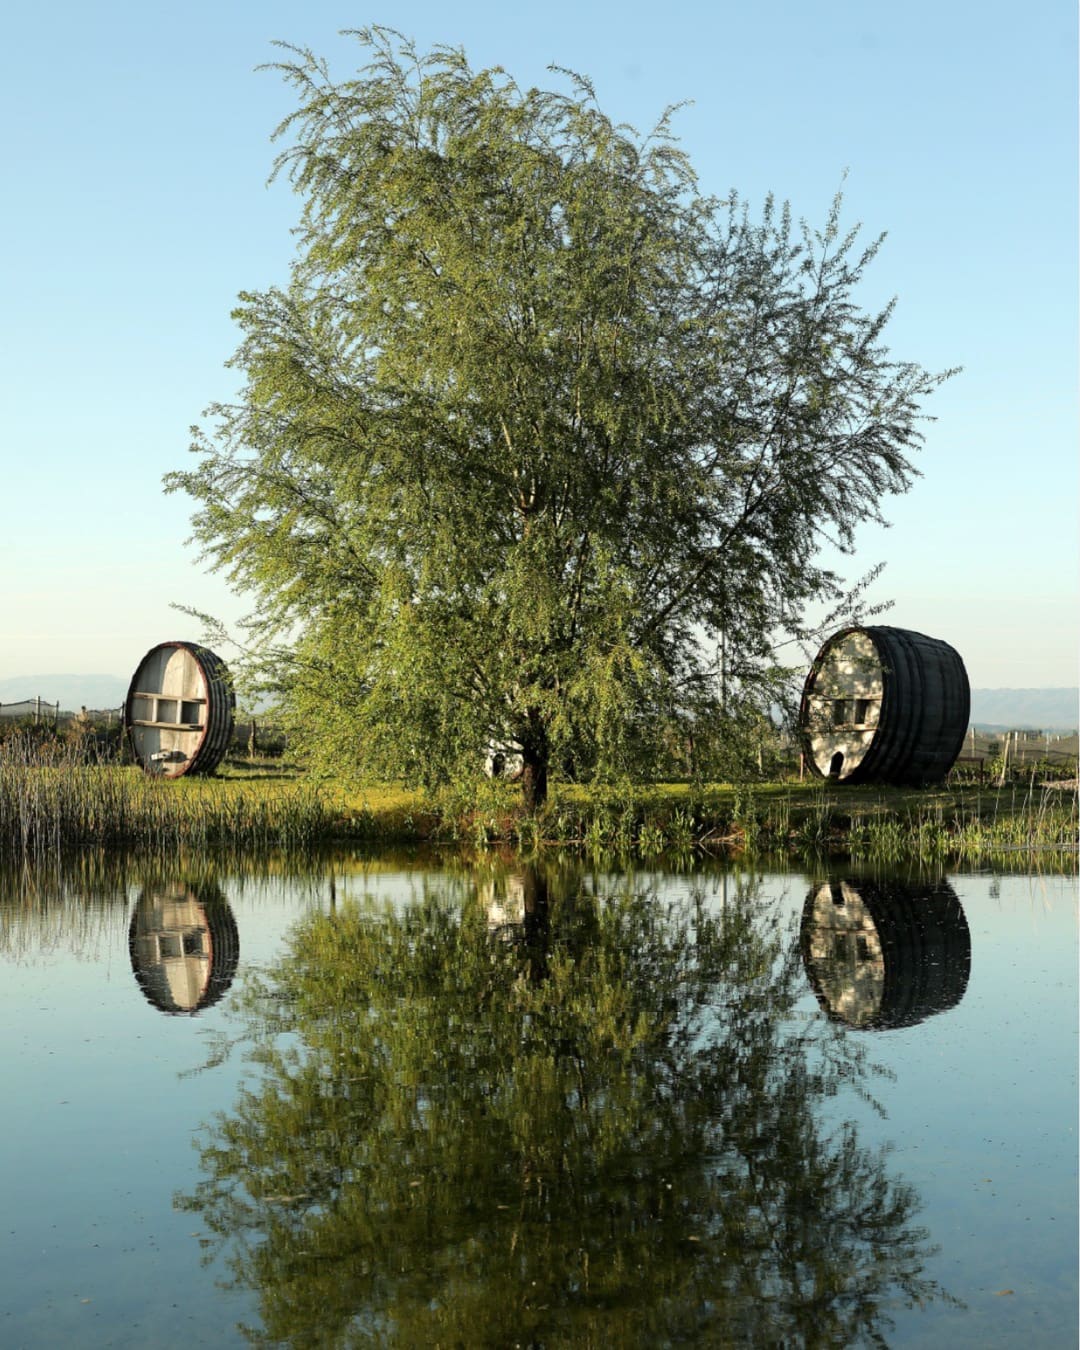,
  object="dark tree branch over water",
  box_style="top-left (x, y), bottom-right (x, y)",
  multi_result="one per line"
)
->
top-left (167, 28), bottom-right (953, 803)
top-left (177, 863), bottom-right (950, 1345)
